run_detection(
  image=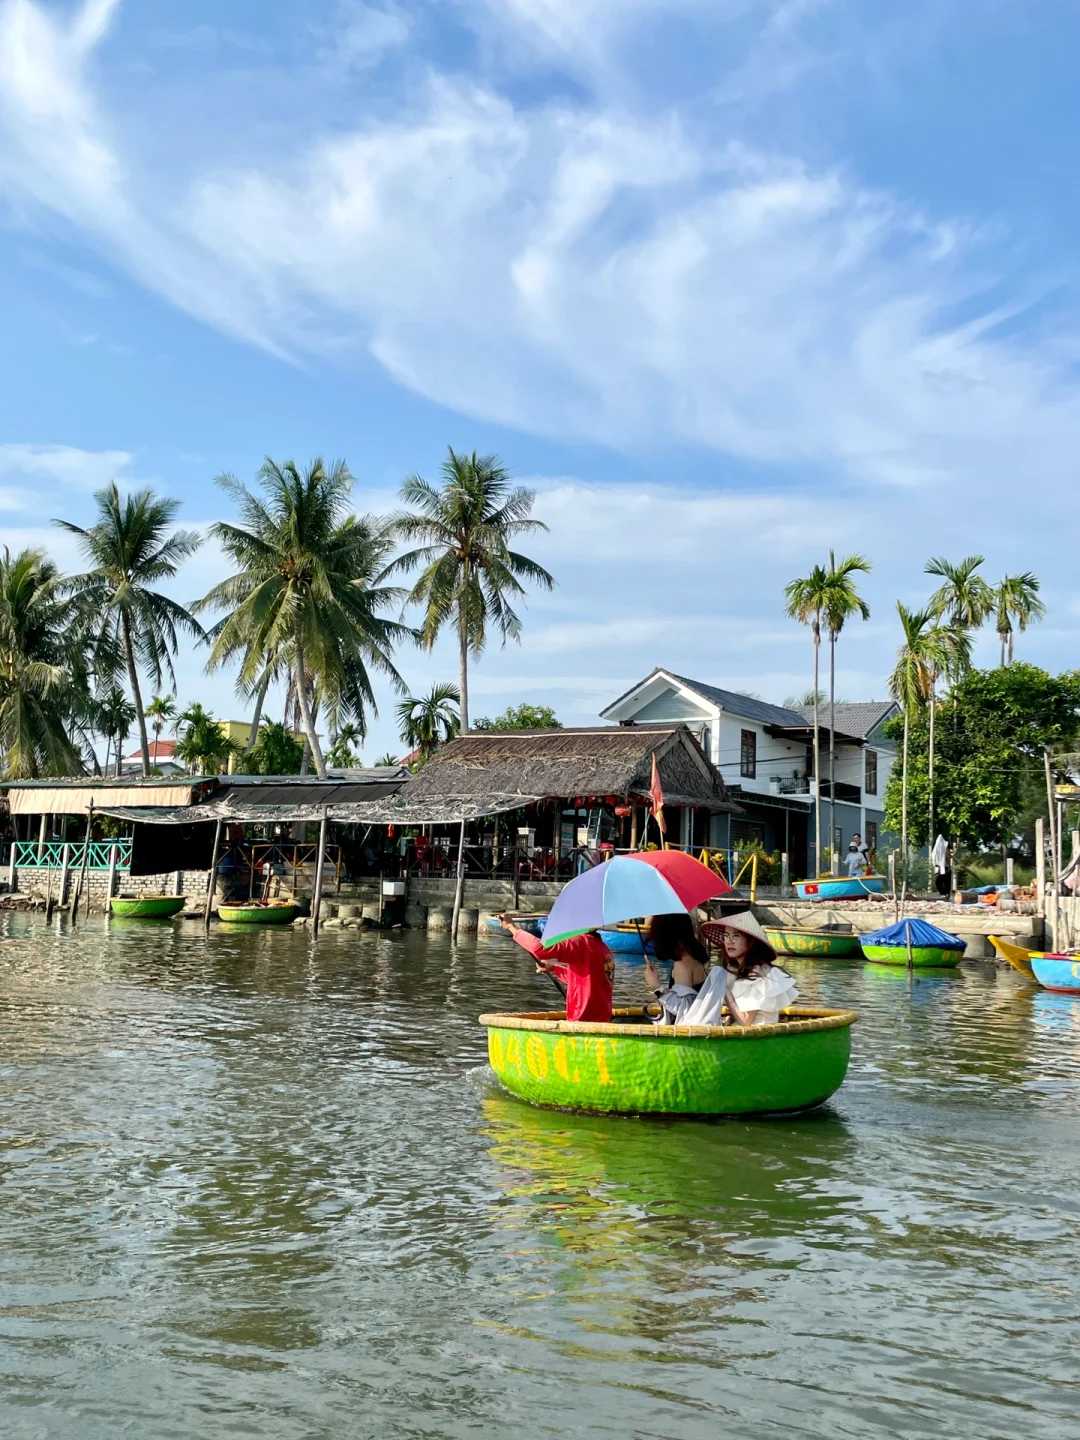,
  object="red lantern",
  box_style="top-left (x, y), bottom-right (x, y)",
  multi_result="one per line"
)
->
top-left (613, 805), bottom-right (631, 818)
